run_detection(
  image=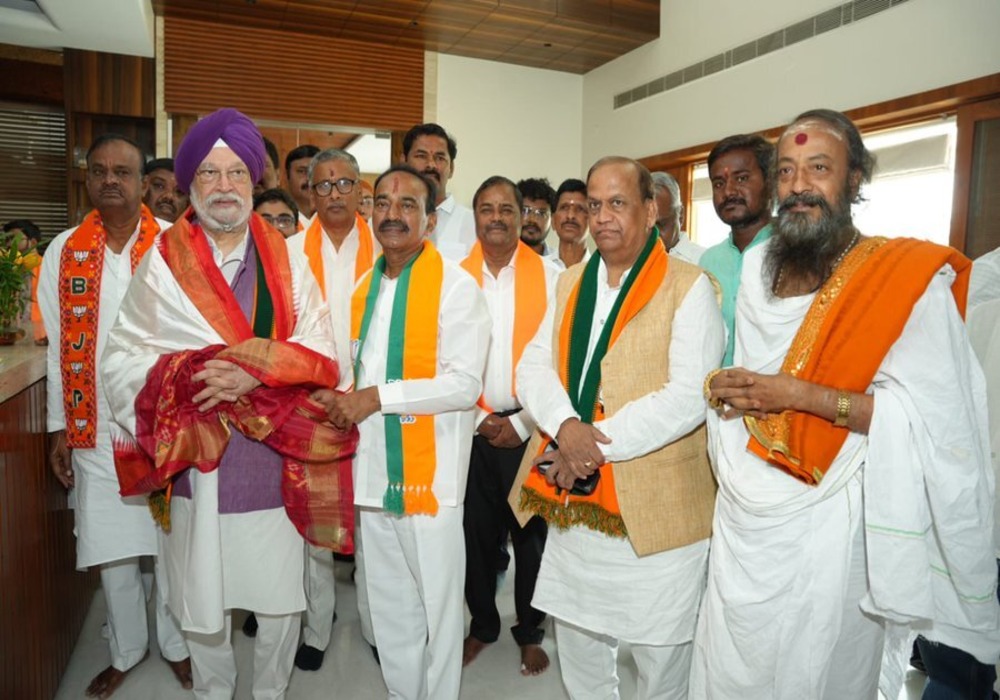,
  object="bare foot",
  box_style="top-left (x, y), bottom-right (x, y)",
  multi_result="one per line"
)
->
top-left (85, 666), bottom-right (129, 699)
top-left (166, 657), bottom-right (193, 689)
top-left (463, 635), bottom-right (490, 667)
top-left (520, 644), bottom-right (549, 676)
